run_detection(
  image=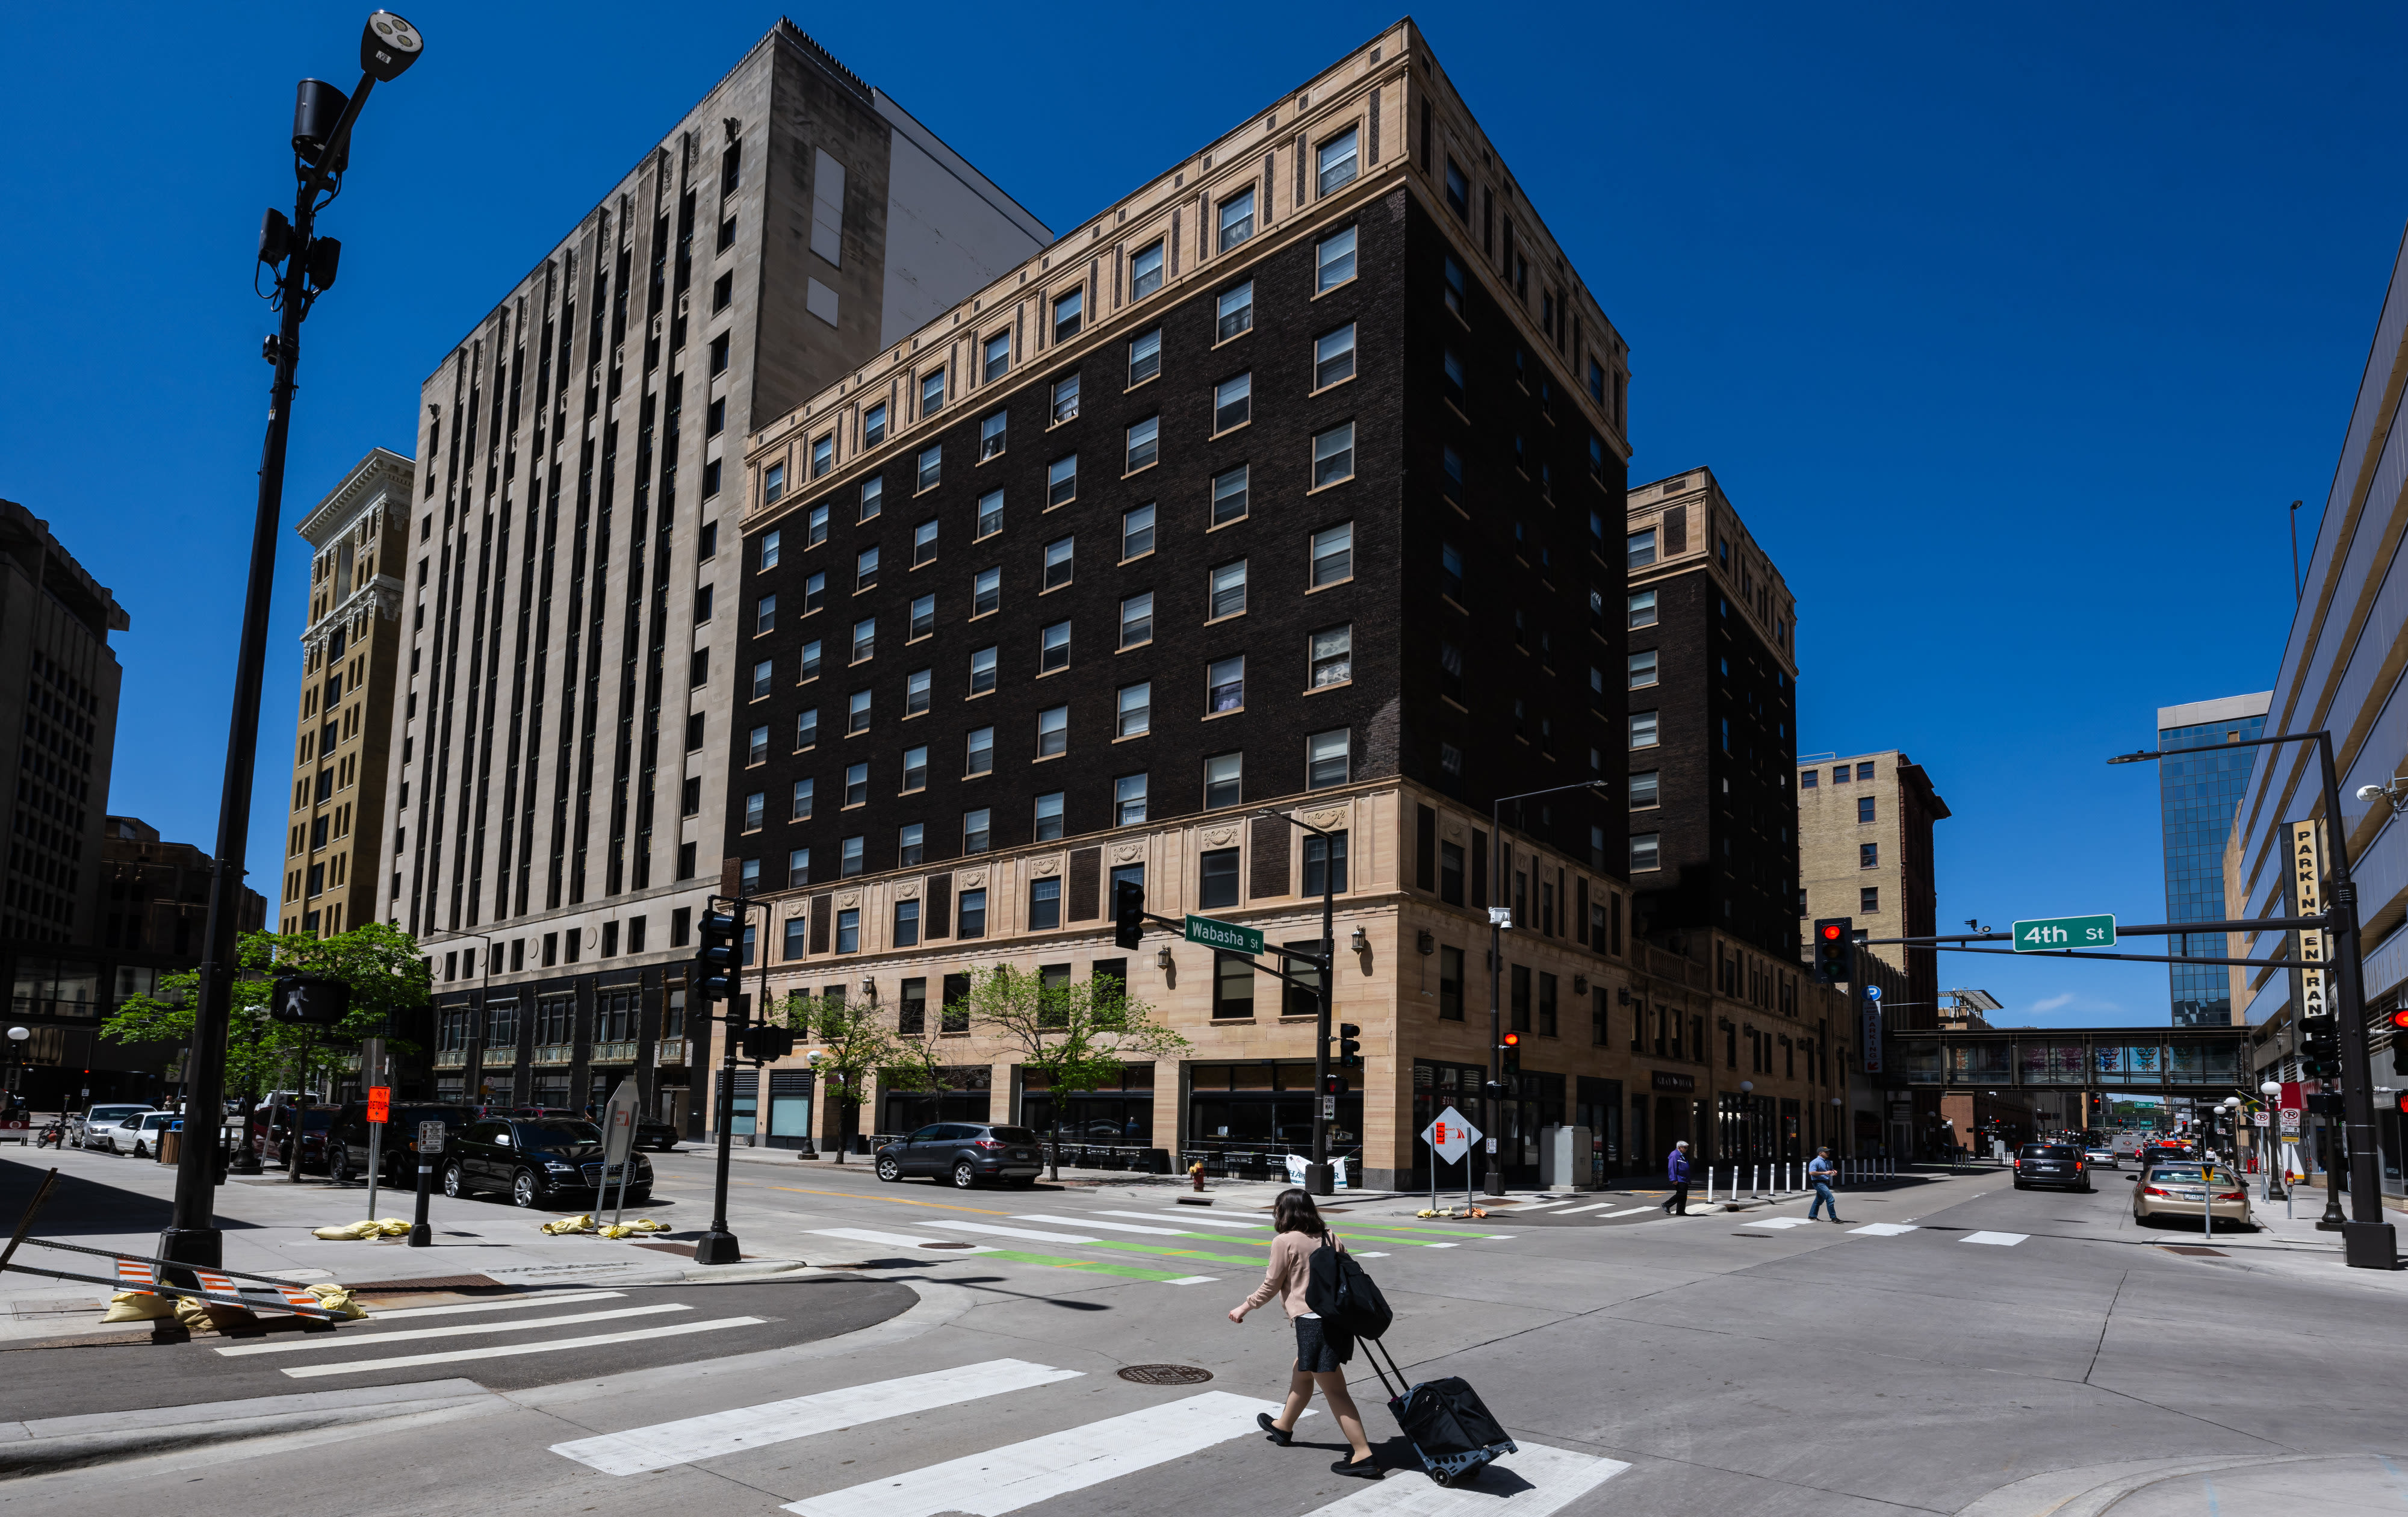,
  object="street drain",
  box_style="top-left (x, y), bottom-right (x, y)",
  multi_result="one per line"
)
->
top-left (922, 1242), bottom-right (977, 1250)
top-left (1119, 1364), bottom-right (1214, 1385)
